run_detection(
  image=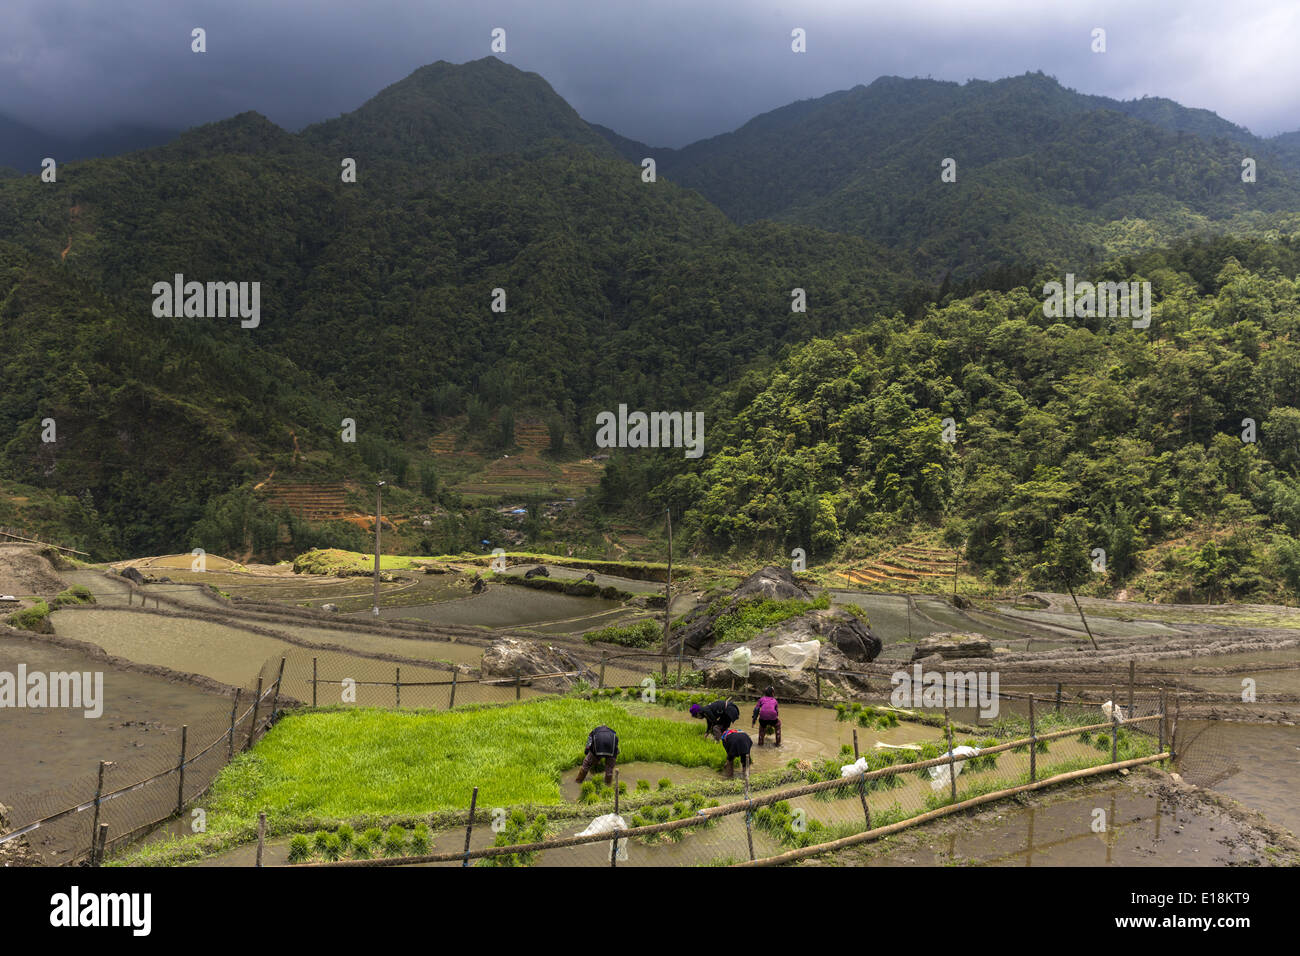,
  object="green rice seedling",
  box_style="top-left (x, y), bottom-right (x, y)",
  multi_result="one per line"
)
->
top-left (657, 777), bottom-right (672, 790)
top-left (383, 825), bottom-right (408, 856)
top-left (834, 703), bottom-right (848, 721)
top-left (313, 830), bottom-right (330, 852)
top-left (352, 834), bottom-right (373, 859)
top-left (618, 781), bottom-right (628, 795)
top-left (630, 814), bottom-right (649, 828)
top-left (1095, 734), bottom-right (1110, 751)
top-left (636, 779), bottom-right (650, 791)
top-left (336, 823), bottom-right (354, 848)
top-left (362, 827), bottom-right (383, 847)
top-left (323, 832), bottom-right (343, 861)
top-left (1077, 730), bottom-right (1093, 743)
top-left (579, 781), bottom-right (598, 803)
top-left (288, 834), bottom-right (313, 863)
top-left (840, 744), bottom-right (854, 757)
top-left (410, 823), bottom-right (430, 854)
top-left (850, 702), bottom-right (863, 713)
top-left (480, 812), bottom-right (548, 867)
